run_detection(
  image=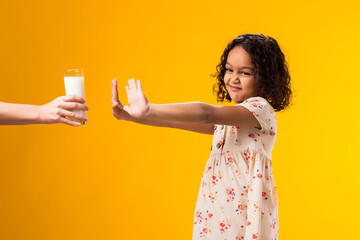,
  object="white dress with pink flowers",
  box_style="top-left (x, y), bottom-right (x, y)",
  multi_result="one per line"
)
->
top-left (192, 97), bottom-right (279, 240)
